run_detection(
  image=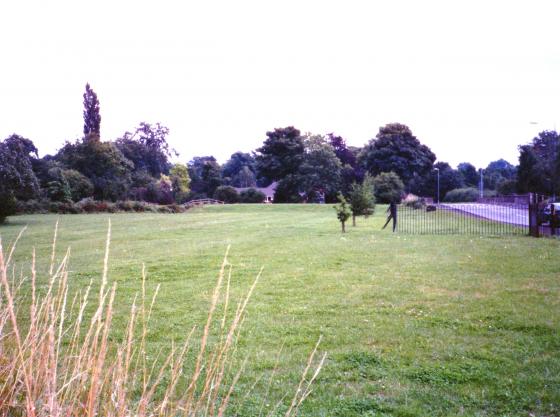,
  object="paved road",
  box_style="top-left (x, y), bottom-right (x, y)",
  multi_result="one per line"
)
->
top-left (440, 203), bottom-right (528, 226)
